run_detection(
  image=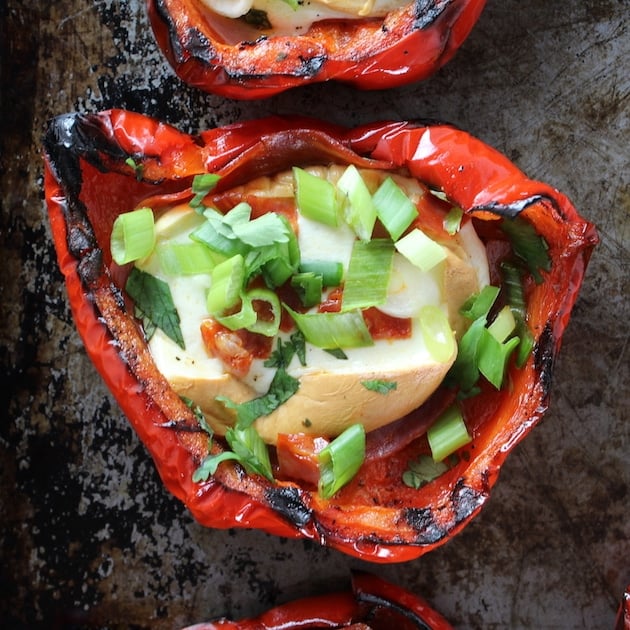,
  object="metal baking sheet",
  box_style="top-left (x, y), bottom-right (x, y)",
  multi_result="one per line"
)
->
top-left (1, 0), bottom-right (628, 627)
